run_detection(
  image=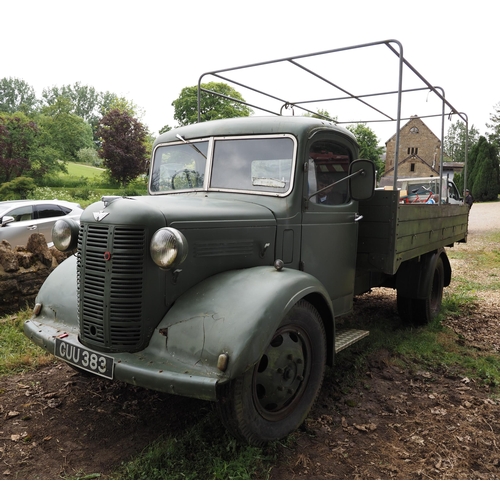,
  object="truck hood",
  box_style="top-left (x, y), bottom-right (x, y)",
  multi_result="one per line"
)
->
top-left (82, 193), bottom-right (277, 228)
